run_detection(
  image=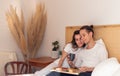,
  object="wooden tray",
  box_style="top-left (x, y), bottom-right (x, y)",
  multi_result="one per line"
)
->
top-left (50, 68), bottom-right (80, 75)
